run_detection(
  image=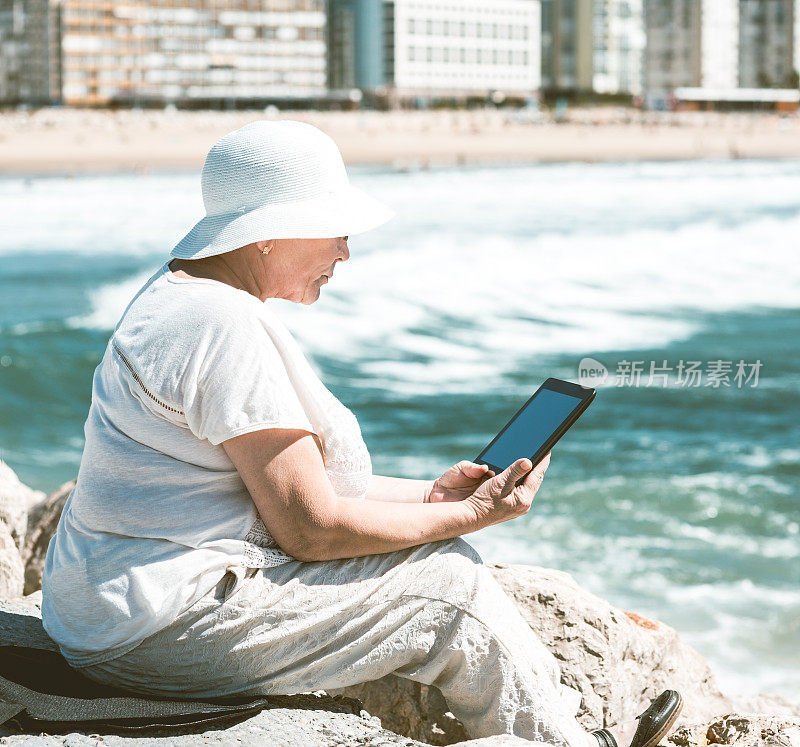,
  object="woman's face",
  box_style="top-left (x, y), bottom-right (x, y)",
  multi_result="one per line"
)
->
top-left (262, 236), bottom-right (349, 305)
